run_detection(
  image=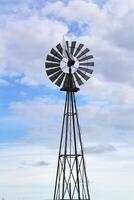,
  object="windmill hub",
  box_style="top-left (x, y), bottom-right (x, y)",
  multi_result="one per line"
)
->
top-left (67, 58), bottom-right (75, 68)
top-left (60, 57), bottom-right (79, 74)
